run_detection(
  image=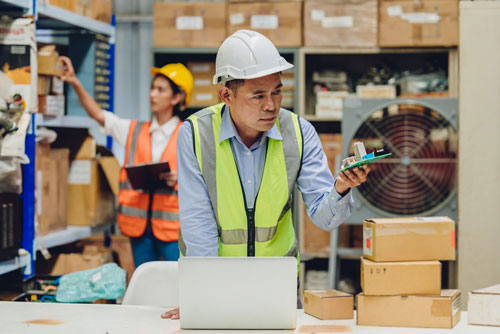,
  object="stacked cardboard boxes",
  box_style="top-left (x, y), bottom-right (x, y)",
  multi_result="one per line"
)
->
top-left (35, 144), bottom-right (70, 235)
top-left (357, 216), bottom-right (461, 329)
top-left (37, 45), bottom-right (65, 116)
top-left (153, 2), bottom-right (227, 48)
top-left (227, 1), bottom-right (302, 48)
top-left (187, 62), bottom-right (220, 107)
top-left (67, 136), bottom-right (120, 227)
